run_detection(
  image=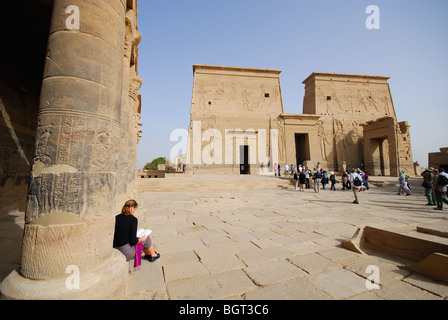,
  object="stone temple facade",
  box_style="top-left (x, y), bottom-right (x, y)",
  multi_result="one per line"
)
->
top-left (1, 0), bottom-right (142, 299)
top-left (187, 65), bottom-right (414, 176)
